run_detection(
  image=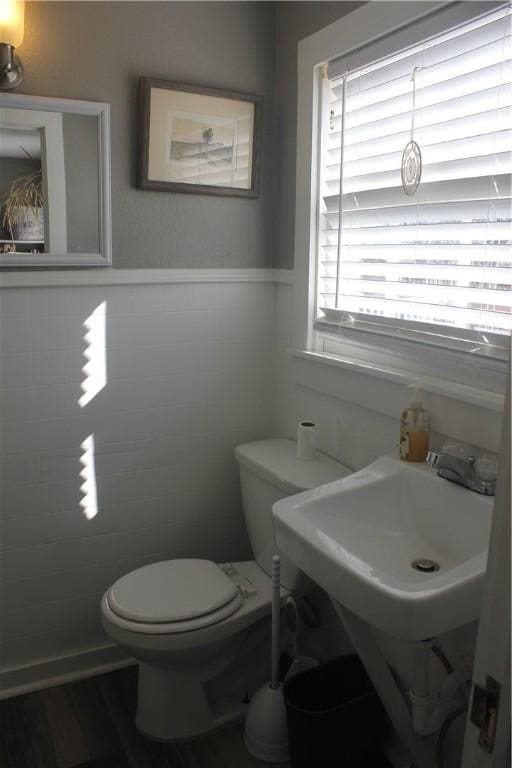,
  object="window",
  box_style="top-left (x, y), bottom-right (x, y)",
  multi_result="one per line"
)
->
top-left (316, 4), bottom-right (511, 356)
